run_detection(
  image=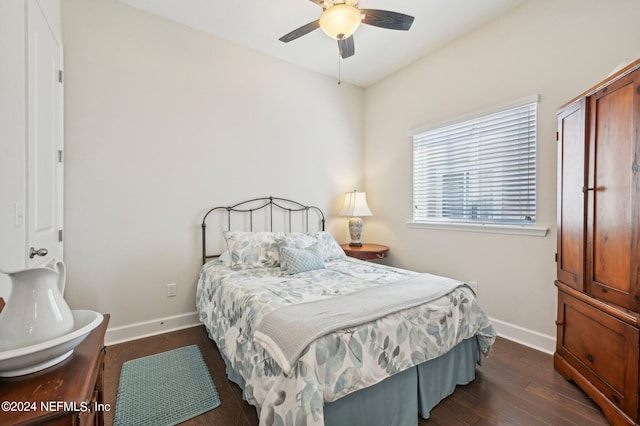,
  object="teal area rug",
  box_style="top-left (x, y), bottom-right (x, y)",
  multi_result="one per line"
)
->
top-left (114, 345), bottom-right (221, 426)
